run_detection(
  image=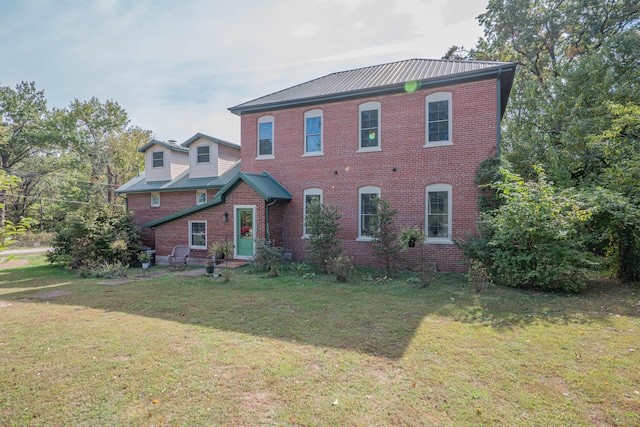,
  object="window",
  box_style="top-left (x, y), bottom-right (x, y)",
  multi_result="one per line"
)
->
top-left (197, 146), bottom-right (210, 163)
top-left (152, 151), bottom-right (164, 167)
top-left (425, 92), bottom-right (452, 146)
top-left (196, 190), bottom-right (207, 205)
top-left (358, 101), bottom-right (380, 151)
top-left (257, 116), bottom-right (274, 158)
top-left (358, 186), bottom-right (380, 240)
top-left (302, 188), bottom-right (322, 237)
top-left (304, 109), bottom-right (323, 155)
top-left (150, 192), bottom-right (160, 207)
top-left (189, 221), bottom-right (207, 249)
top-left (425, 184), bottom-right (452, 243)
